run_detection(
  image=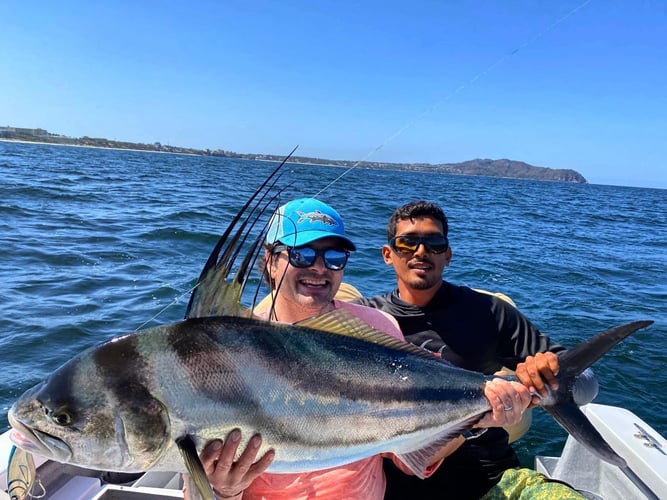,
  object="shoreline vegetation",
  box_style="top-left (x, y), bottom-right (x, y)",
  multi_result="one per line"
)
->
top-left (0, 126), bottom-right (587, 183)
